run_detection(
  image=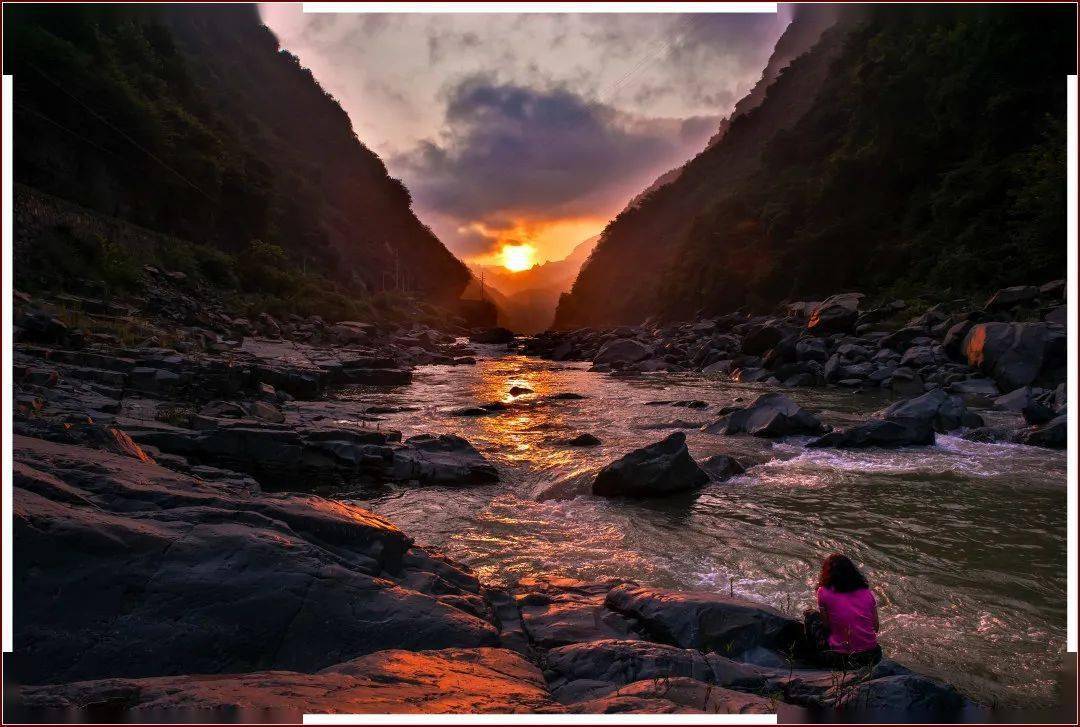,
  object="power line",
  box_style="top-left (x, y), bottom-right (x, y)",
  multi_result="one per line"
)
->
top-left (23, 62), bottom-right (217, 203)
top-left (600, 16), bottom-right (693, 104)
